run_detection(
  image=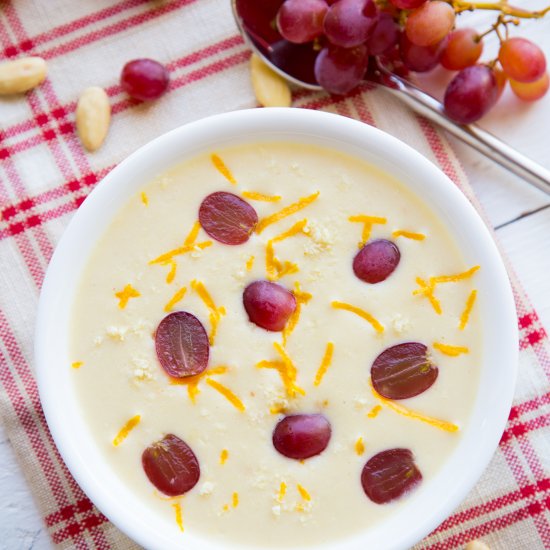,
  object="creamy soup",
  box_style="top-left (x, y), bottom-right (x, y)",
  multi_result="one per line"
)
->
top-left (71, 142), bottom-right (482, 547)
